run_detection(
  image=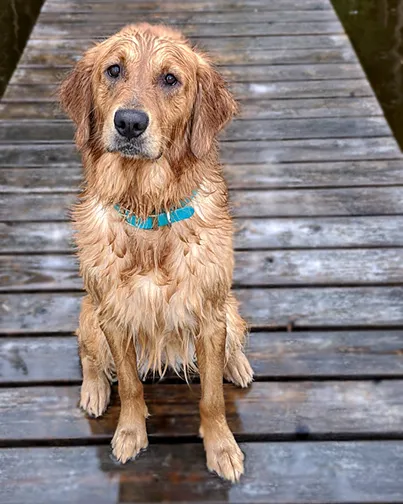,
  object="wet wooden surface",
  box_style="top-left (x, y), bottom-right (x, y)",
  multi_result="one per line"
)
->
top-left (1, 0), bottom-right (403, 502)
top-left (3, 248), bottom-right (403, 291)
top-left (2, 331), bottom-right (403, 384)
top-left (3, 443), bottom-right (403, 504)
